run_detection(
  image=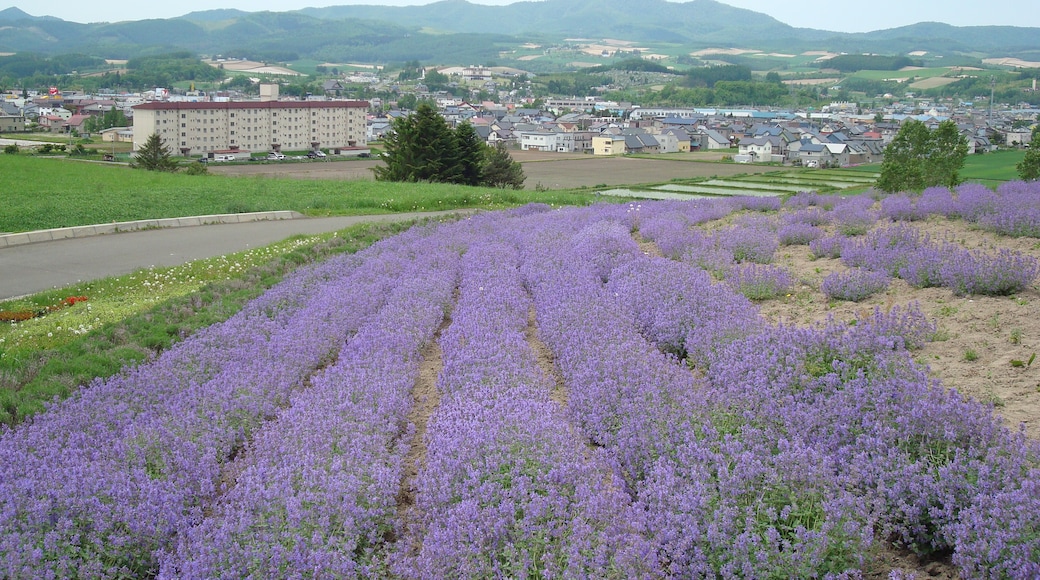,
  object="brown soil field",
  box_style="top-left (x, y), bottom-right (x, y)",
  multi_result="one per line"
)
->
top-left (209, 151), bottom-right (784, 190)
